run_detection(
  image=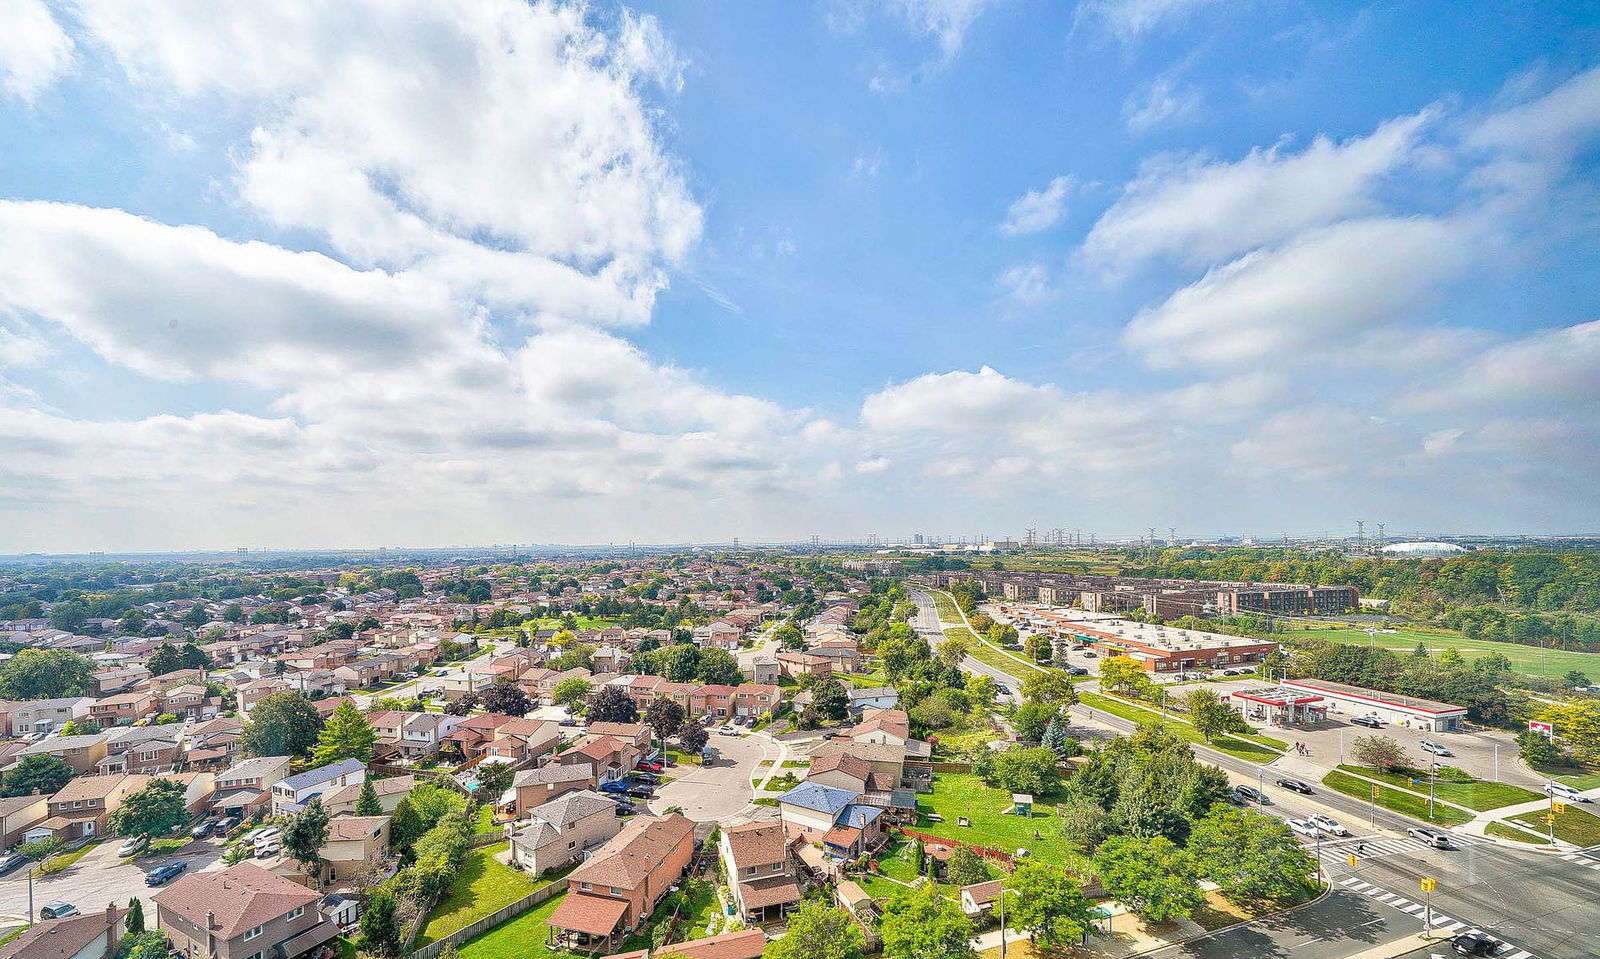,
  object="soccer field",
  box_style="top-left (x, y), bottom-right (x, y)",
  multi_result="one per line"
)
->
top-left (1287, 625), bottom-right (1600, 679)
